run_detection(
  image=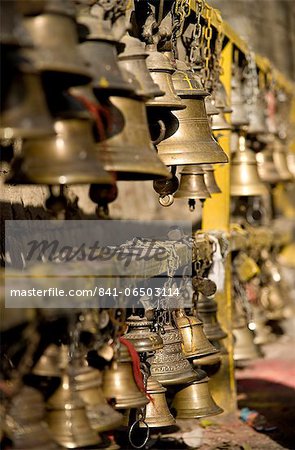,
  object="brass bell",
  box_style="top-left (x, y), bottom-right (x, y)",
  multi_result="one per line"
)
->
top-left (140, 376), bottom-right (176, 428)
top-left (33, 344), bottom-right (68, 377)
top-left (145, 47), bottom-right (185, 110)
top-left (149, 322), bottom-right (197, 386)
top-left (256, 144), bottom-right (281, 185)
top-left (231, 67), bottom-right (249, 128)
top-left (102, 344), bottom-right (149, 410)
top-left (46, 372), bottom-right (101, 448)
top-left (172, 369), bottom-right (223, 418)
top-left (214, 81), bottom-right (232, 114)
top-left (251, 305), bottom-right (275, 345)
top-left (118, 34), bottom-right (163, 99)
top-left (23, 11), bottom-right (91, 87)
top-left (205, 94), bottom-right (220, 116)
top-left (202, 164), bottom-right (222, 194)
top-left (156, 62), bottom-right (228, 165)
top-left (233, 325), bottom-right (261, 363)
top-left (211, 111), bottom-right (232, 131)
top-left (174, 309), bottom-right (219, 361)
top-left (247, 92), bottom-right (268, 136)
top-left (1, 50), bottom-right (54, 139)
top-left (273, 138), bottom-right (292, 181)
top-left (174, 166), bottom-right (211, 210)
top-left (231, 133), bottom-right (268, 196)
top-left (198, 293), bottom-right (227, 342)
top-left (124, 315), bottom-right (163, 353)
